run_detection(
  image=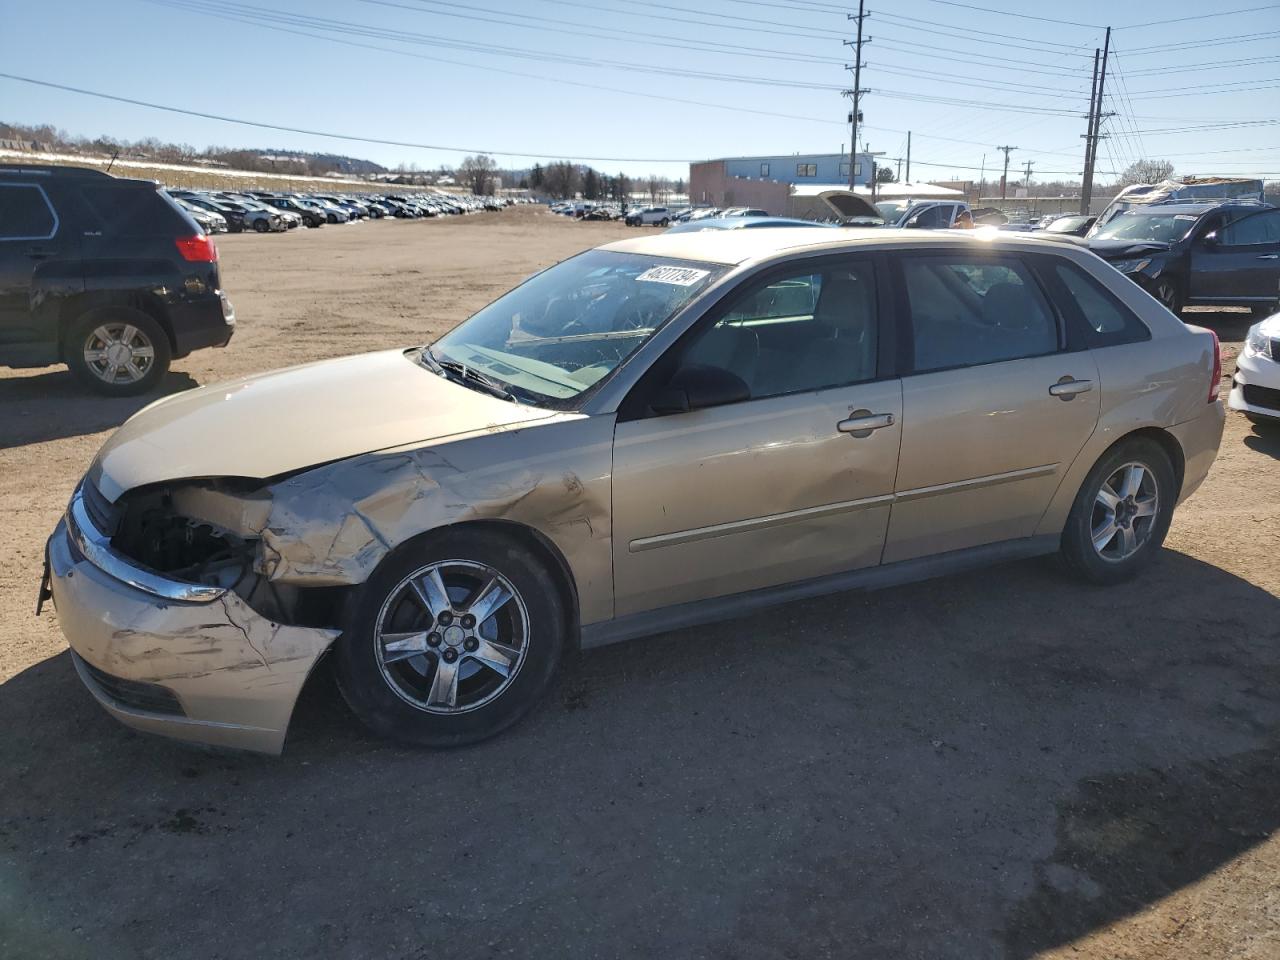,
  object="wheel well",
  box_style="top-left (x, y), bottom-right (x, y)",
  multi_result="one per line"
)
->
top-left (59, 294), bottom-right (177, 358)
top-left (1106, 426), bottom-right (1185, 492)
top-left (386, 520), bottom-right (583, 648)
